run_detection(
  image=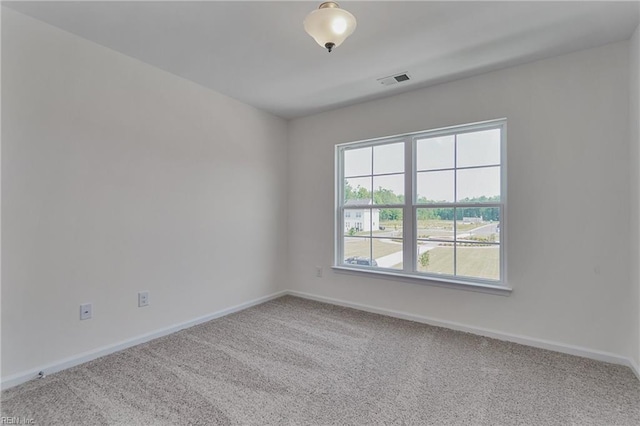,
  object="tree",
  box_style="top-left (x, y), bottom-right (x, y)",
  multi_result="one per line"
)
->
top-left (344, 181), bottom-right (372, 200)
top-left (373, 187), bottom-right (404, 222)
top-left (355, 186), bottom-right (370, 199)
top-left (419, 251), bottom-right (430, 268)
top-left (345, 184), bottom-right (500, 223)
